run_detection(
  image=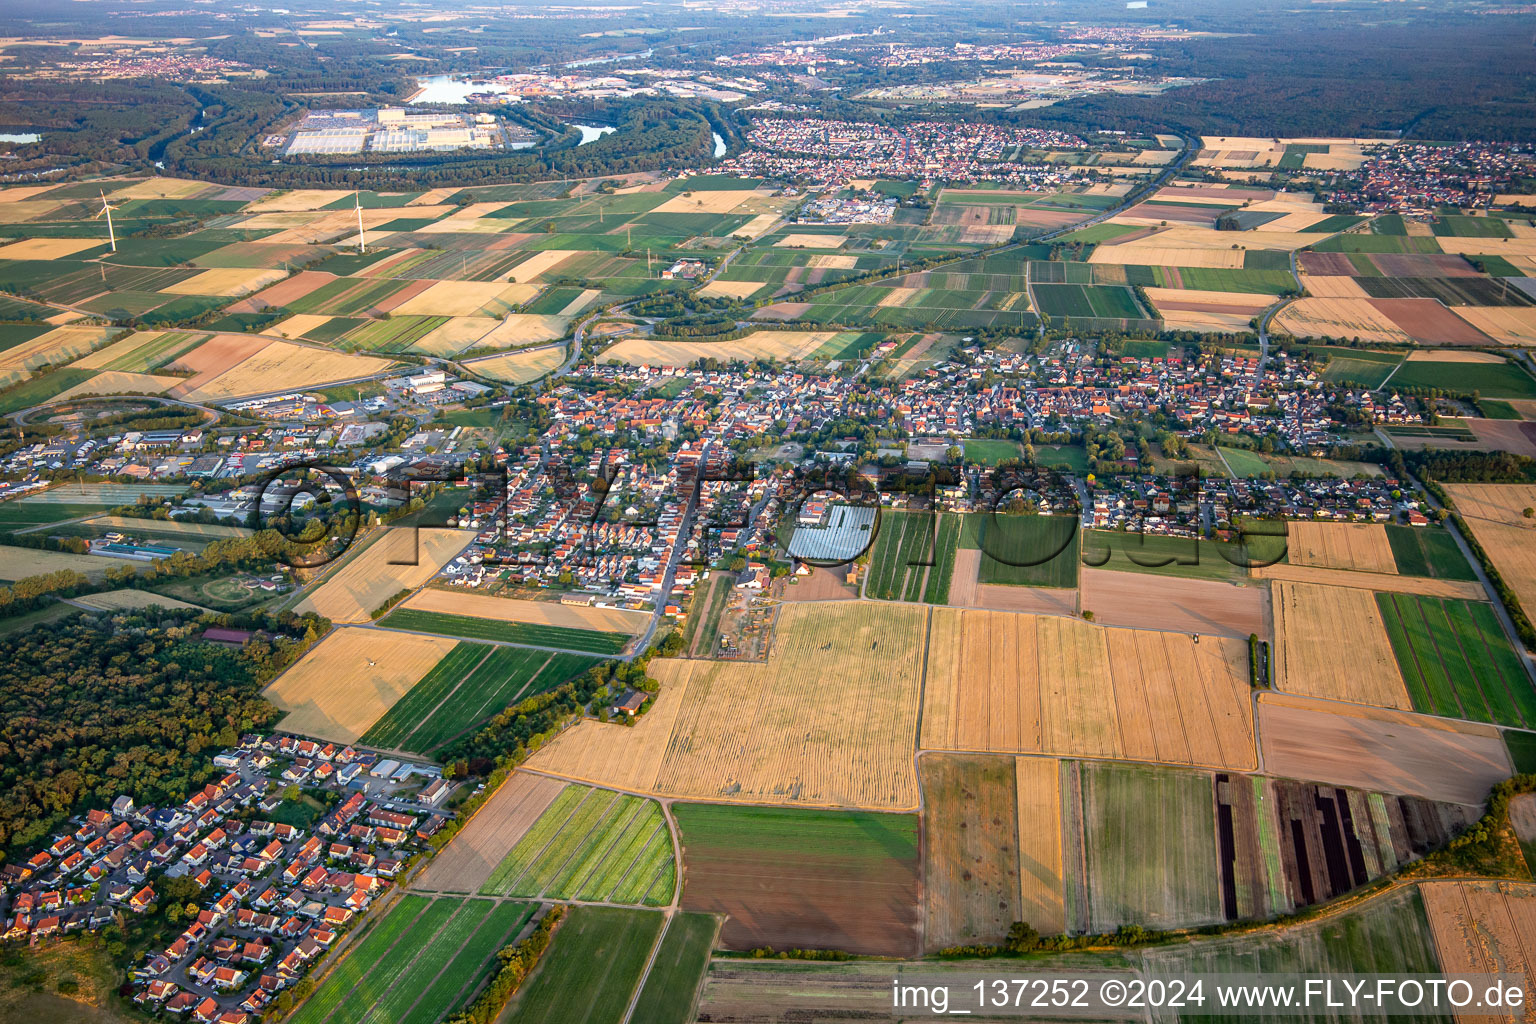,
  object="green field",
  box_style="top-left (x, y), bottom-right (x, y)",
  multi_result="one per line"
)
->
top-left (1217, 446), bottom-right (1272, 477)
top-left (963, 437), bottom-right (1023, 465)
top-left (1316, 347), bottom-right (1404, 389)
top-left (1387, 359), bottom-right (1536, 400)
top-left (1376, 592), bottom-right (1536, 727)
top-left (673, 802), bottom-right (919, 865)
top-left (0, 500), bottom-right (110, 531)
top-left (1505, 730), bottom-right (1536, 774)
top-left (504, 906), bottom-right (666, 1024)
top-left (381, 607), bottom-right (630, 654)
top-left (865, 510), bottom-right (960, 604)
top-left (1082, 762), bottom-right (1223, 931)
top-left (290, 895), bottom-right (534, 1024)
top-left (479, 783), bottom-right (675, 905)
top-left (628, 913), bottom-right (719, 1024)
top-left (1081, 530), bottom-right (1267, 581)
top-left (1032, 282), bottom-right (1143, 319)
top-left (961, 513), bottom-right (1080, 588)
top-left (1384, 525), bottom-right (1477, 581)
top-left (360, 644), bottom-right (597, 755)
